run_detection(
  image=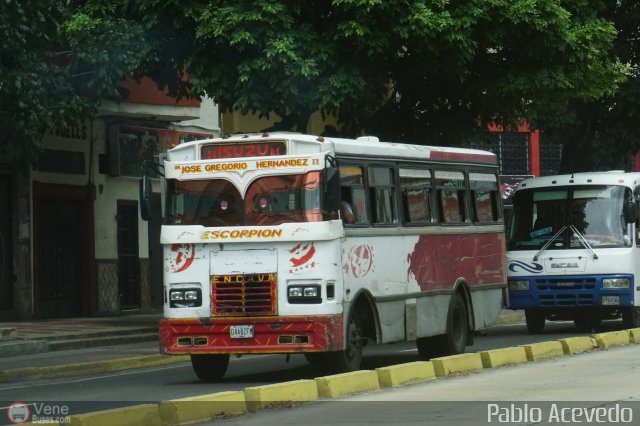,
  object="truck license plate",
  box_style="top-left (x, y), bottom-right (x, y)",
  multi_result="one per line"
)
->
top-left (601, 296), bottom-right (620, 306)
top-left (230, 325), bottom-right (254, 339)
